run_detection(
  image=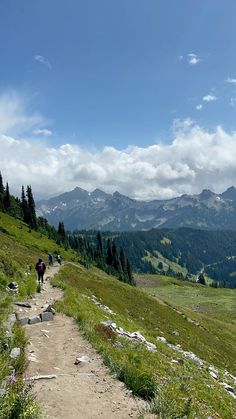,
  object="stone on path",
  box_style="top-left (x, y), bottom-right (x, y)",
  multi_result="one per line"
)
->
top-left (14, 301), bottom-right (32, 308)
top-left (40, 312), bottom-right (54, 322)
top-left (28, 315), bottom-right (41, 325)
top-left (18, 317), bottom-right (29, 325)
top-left (10, 347), bottom-right (21, 359)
